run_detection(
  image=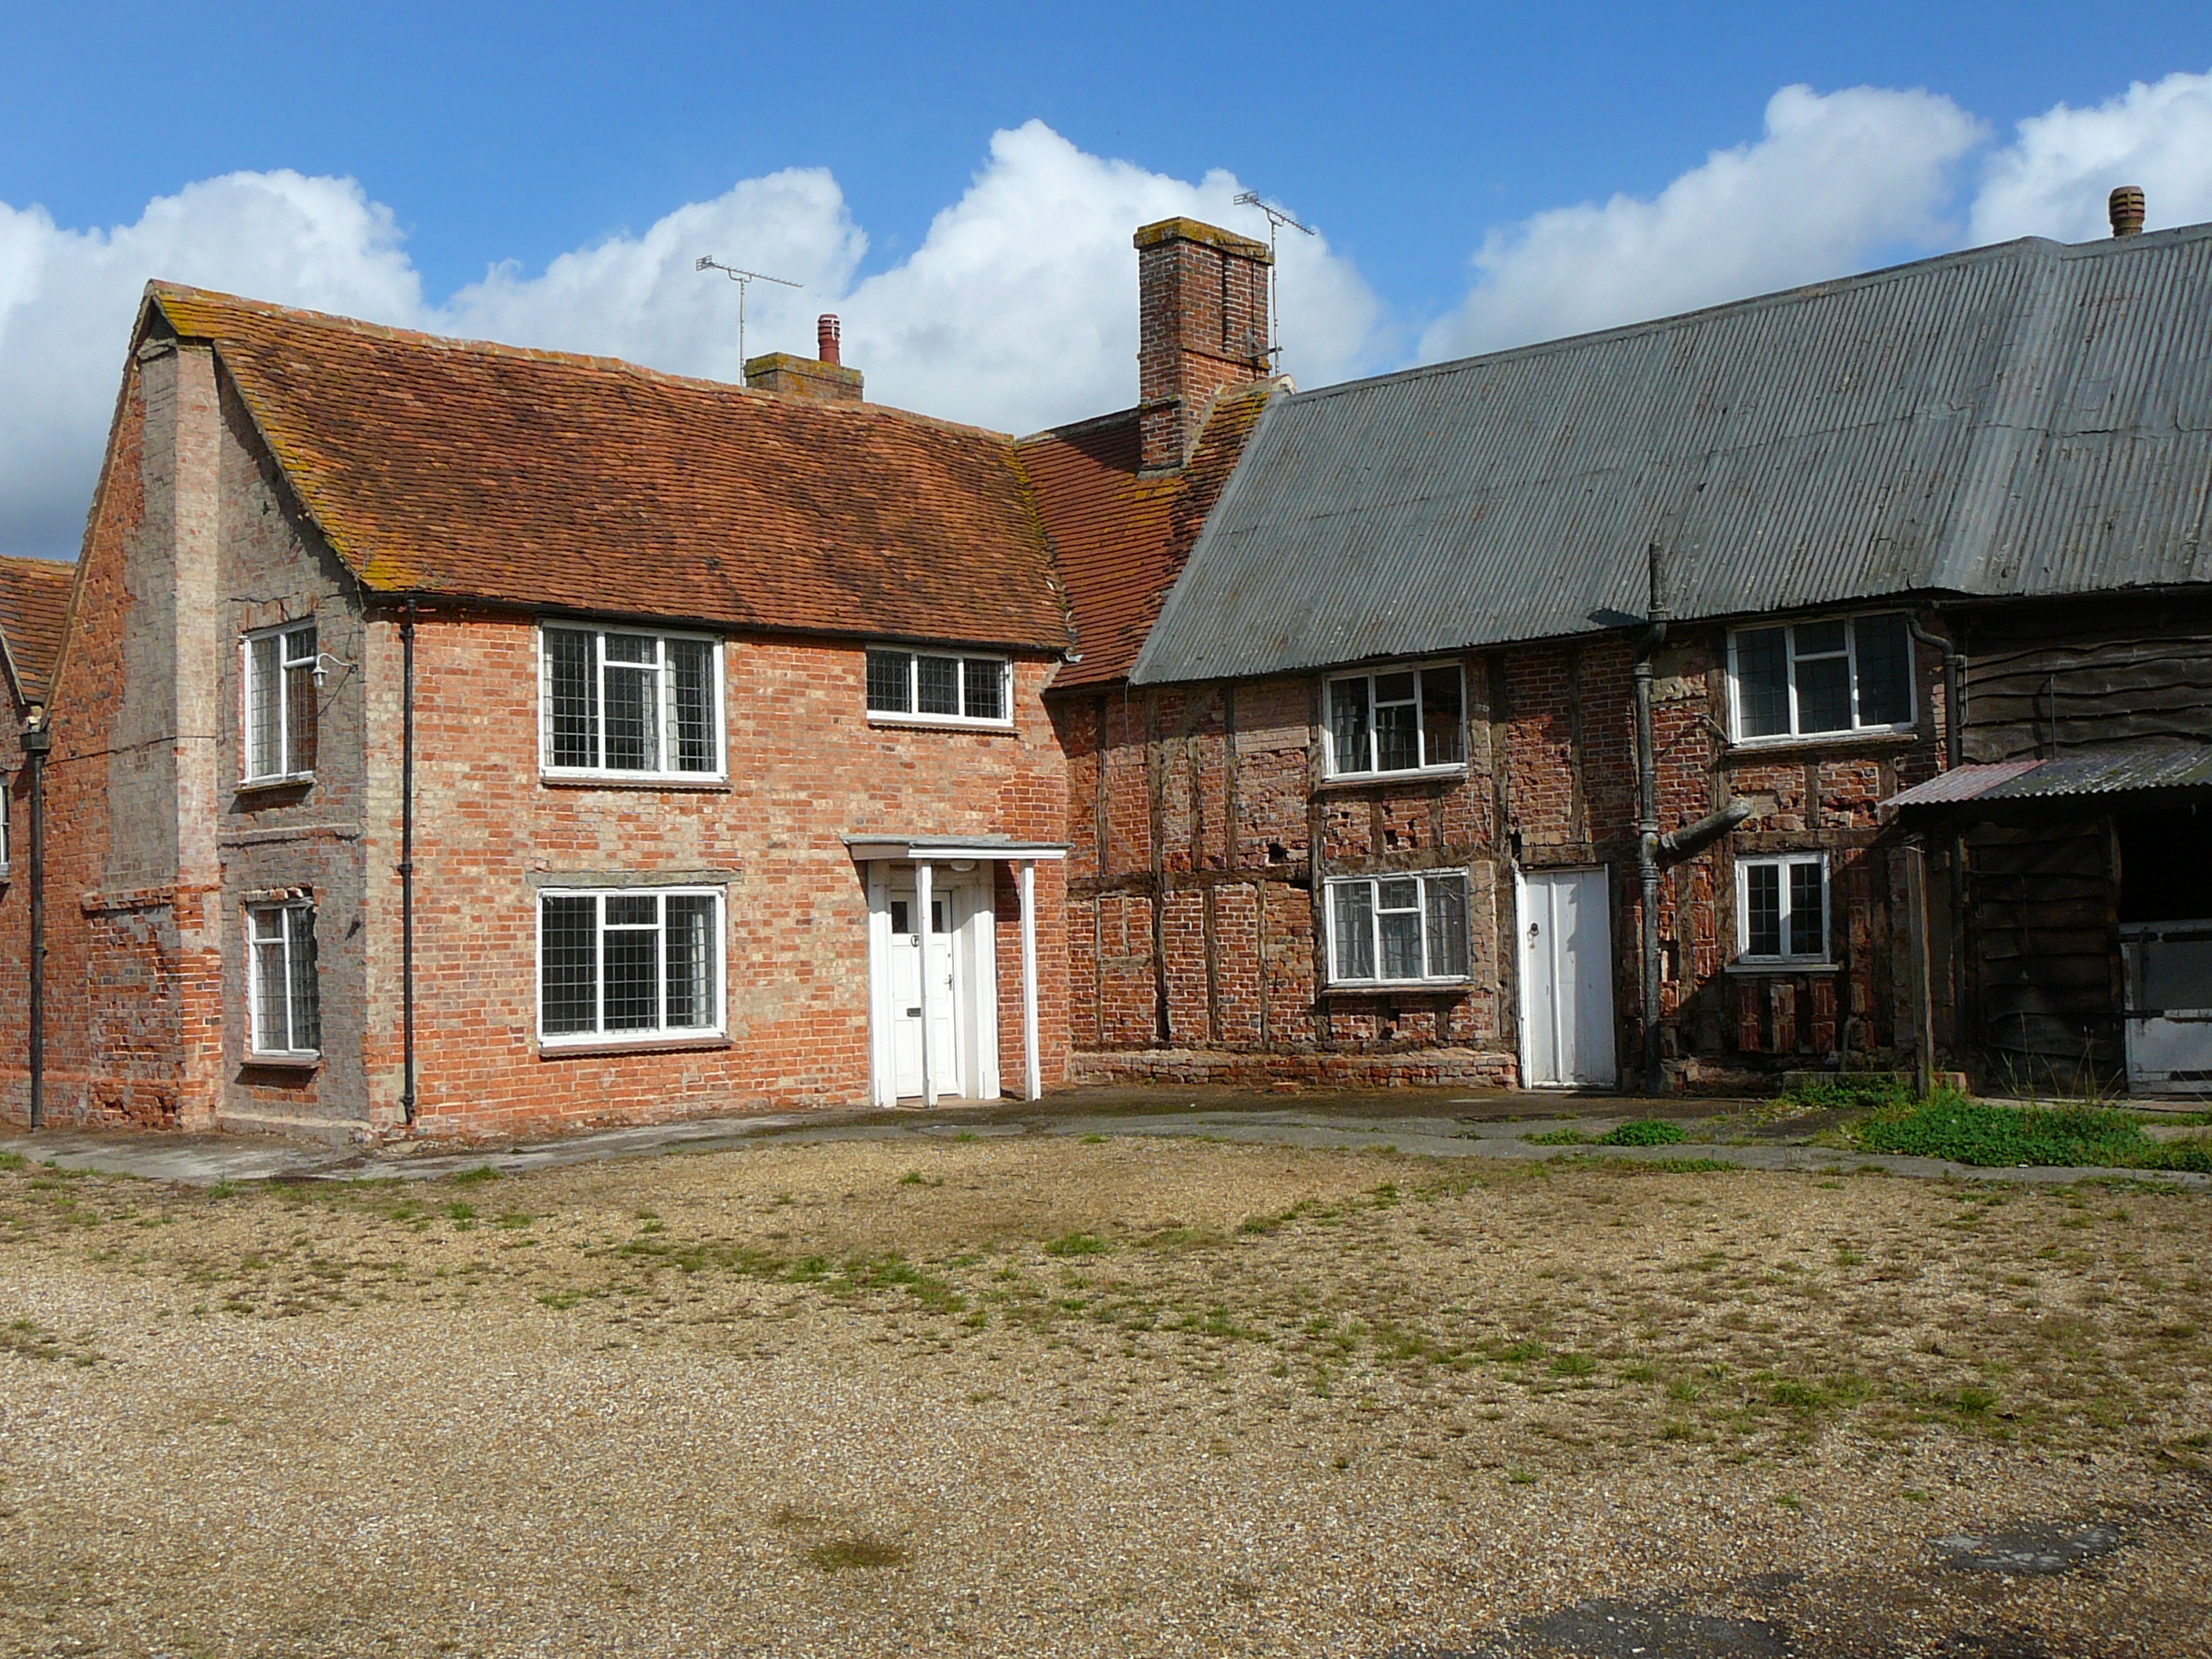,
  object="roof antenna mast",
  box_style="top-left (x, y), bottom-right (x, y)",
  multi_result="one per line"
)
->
top-left (695, 257), bottom-right (803, 367)
top-left (1232, 192), bottom-right (1316, 369)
